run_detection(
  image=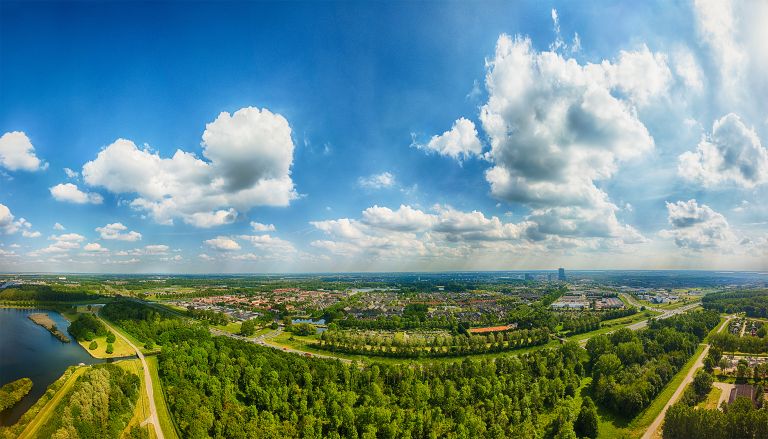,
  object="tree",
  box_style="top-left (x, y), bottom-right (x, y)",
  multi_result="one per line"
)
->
top-left (240, 319), bottom-right (256, 336)
top-left (106, 343), bottom-right (114, 354)
top-left (692, 370), bottom-right (713, 397)
top-left (89, 340), bottom-right (98, 350)
top-left (106, 332), bottom-right (116, 343)
top-left (574, 397), bottom-right (599, 439)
